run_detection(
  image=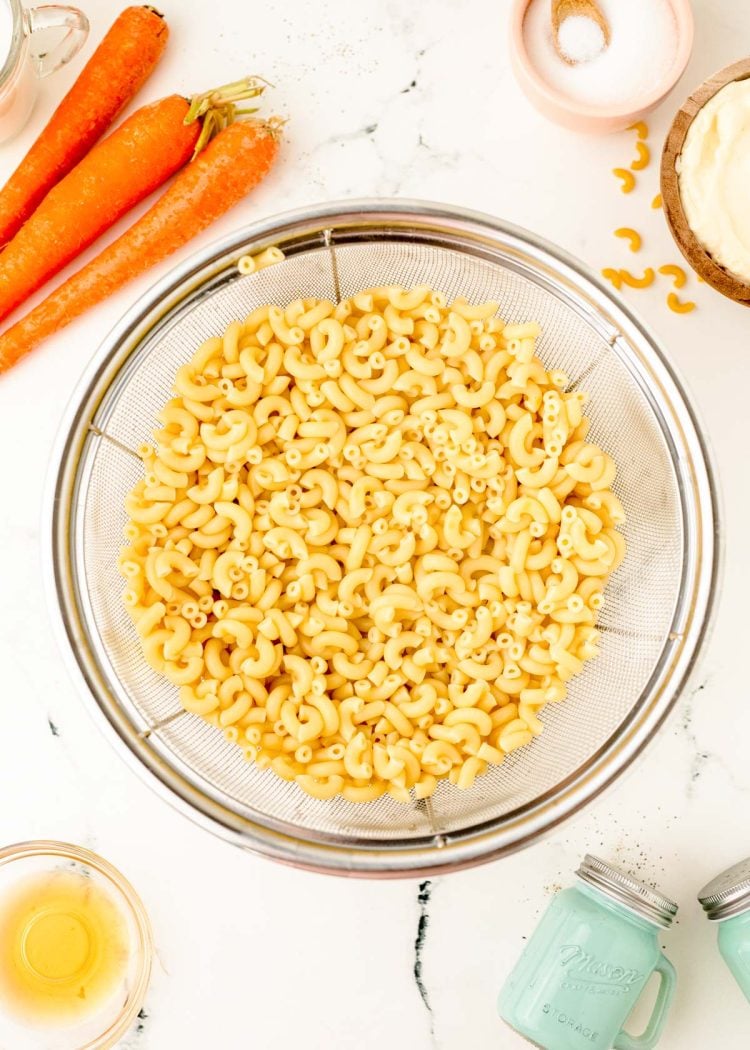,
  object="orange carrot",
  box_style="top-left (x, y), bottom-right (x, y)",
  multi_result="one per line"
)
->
top-left (0, 79), bottom-right (266, 325)
top-left (0, 121), bottom-right (280, 374)
top-left (0, 6), bottom-right (168, 248)
top-left (0, 96), bottom-right (195, 324)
